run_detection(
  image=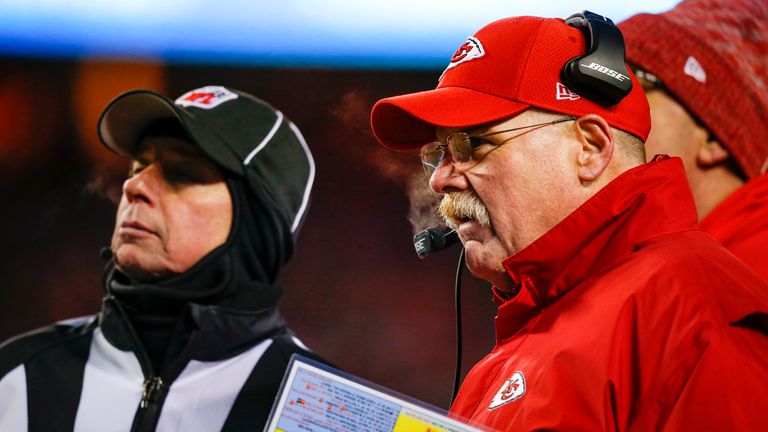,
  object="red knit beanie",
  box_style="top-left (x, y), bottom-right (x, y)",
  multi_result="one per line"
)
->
top-left (620, 0), bottom-right (768, 178)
